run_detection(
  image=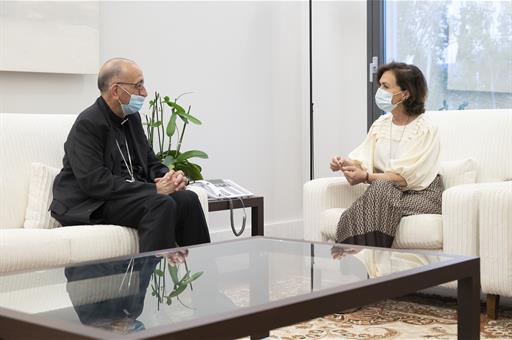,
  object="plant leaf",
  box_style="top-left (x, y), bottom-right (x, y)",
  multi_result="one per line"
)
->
top-left (175, 161), bottom-right (203, 181)
top-left (181, 112), bottom-right (202, 125)
top-left (154, 269), bottom-right (164, 277)
top-left (145, 118), bottom-right (162, 128)
top-left (166, 113), bottom-right (178, 138)
top-left (188, 162), bottom-right (202, 172)
top-left (147, 119), bottom-right (162, 128)
top-left (169, 150), bottom-right (181, 158)
top-left (176, 150), bottom-right (208, 162)
top-left (164, 99), bottom-right (186, 114)
top-left (159, 150), bottom-right (171, 158)
top-left (163, 155), bottom-right (176, 167)
top-left (188, 163), bottom-right (203, 180)
top-left (175, 111), bottom-right (201, 125)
